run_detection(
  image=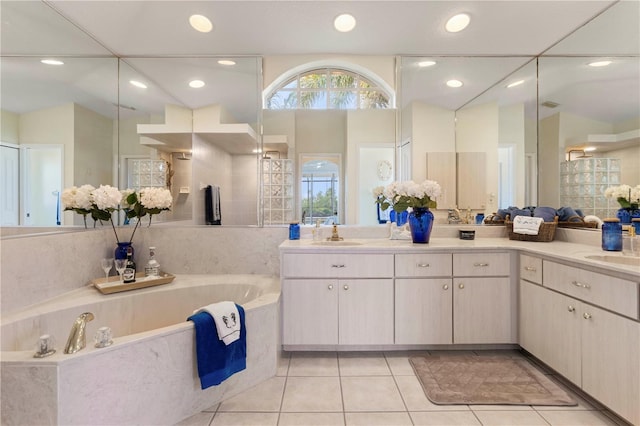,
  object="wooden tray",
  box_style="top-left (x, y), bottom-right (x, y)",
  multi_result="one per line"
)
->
top-left (92, 272), bottom-right (175, 294)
